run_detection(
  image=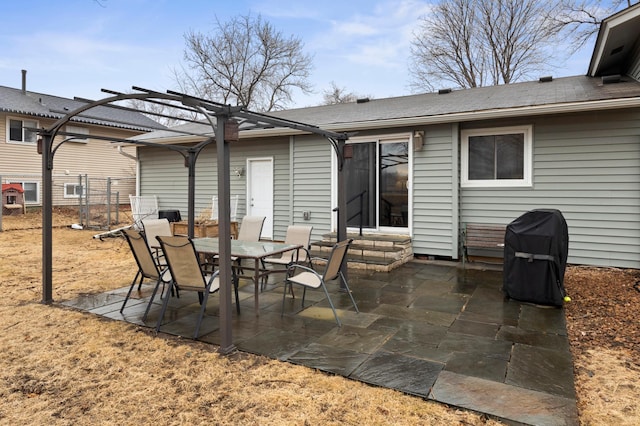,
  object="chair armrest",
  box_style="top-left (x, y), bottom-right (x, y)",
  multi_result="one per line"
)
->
top-left (286, 263), bottom-right (319, 277)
